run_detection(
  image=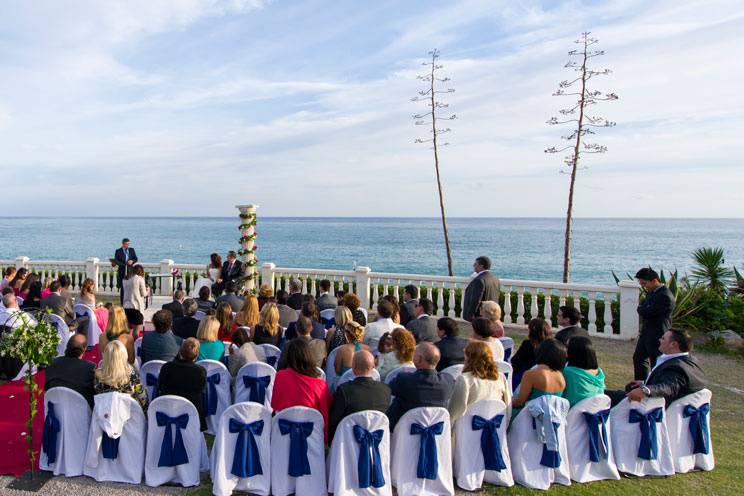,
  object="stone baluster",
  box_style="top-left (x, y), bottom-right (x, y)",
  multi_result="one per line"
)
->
top-left (588, 292), bottom-right (598, 333)
top-left (355, 266), bottom-right (371, 310)
top-left (310, 278), bottom-right (317, 296)
top-left (516, 287), bottom-right (526, 325)
top-left (382, 280), bottom-right (389, 298)
top-left (573, 292), bottom-right (582, 313)
top-left (371, 278), bottom-right (379, 307)
top-left (301, 277), bottom-right (308, 294)
top-left (530, 288), bottom-right (539, 320)
top-left (447, 283), bottom-right (456, 318)
top-left (543, 289), bottom-right (553, 324)
top-left (502, 285), bottom-right (512, 324)
top-left (260, 263), bottom-right (276, 292)
top-left (434, 281), bottom-right (443, 317)
top-left (559, 290), bottom-right (567, 307)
